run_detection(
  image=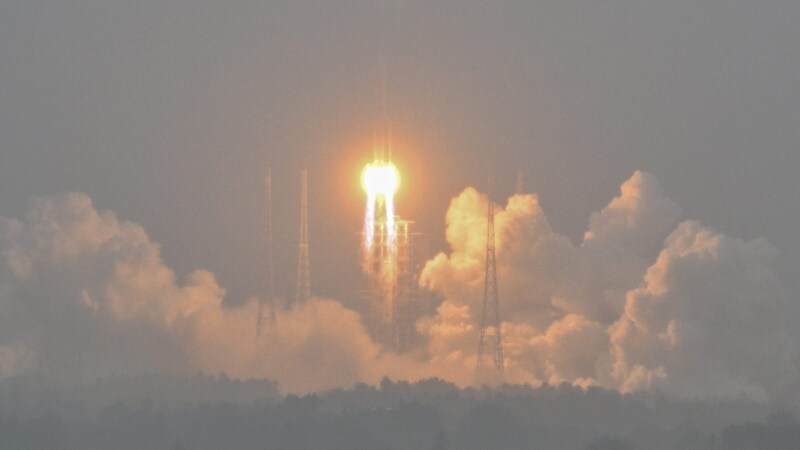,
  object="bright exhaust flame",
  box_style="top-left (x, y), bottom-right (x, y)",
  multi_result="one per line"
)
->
top-left (362, 160), bottom-right (400, 264)
top-left (362, 163), bottom-right (400, 197)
